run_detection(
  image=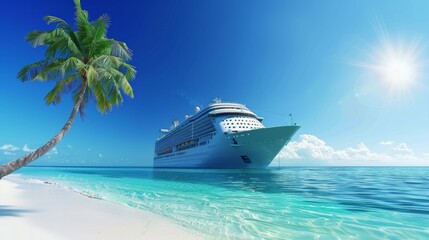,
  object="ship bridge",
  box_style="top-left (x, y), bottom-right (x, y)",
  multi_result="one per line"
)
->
top-left (206, 102), bottom-right (265, 133)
